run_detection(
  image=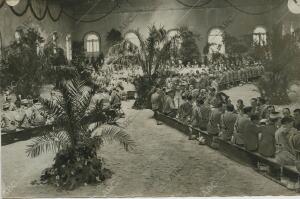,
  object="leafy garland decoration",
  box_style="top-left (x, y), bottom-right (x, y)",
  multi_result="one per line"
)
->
top-left (6, 0), bottom-right (63, 22)
top-left (30, 0), bottom-right (48, 21)
top-left (62, 0), bottom-right (120, 23)
top-left (223, 0), bottom-right (285, 15)
top-left (175, 0), bottom-right (213, 8)
top-left (9, 0), bottom-right (30, 16)
top-left (0, 0), bottom-right (4, 9)
top-left (47, 3), bottom-right (63, 22)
